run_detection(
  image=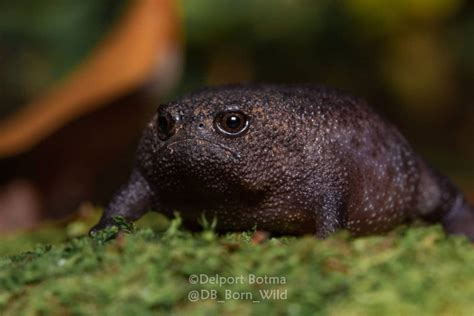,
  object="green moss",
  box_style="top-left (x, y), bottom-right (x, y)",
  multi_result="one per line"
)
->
top-left (1, 214), bottom-right (473, 315)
